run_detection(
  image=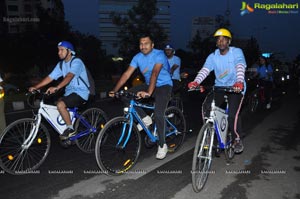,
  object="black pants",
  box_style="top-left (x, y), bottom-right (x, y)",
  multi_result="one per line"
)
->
top-left (202, 91), bottom-right (244, 139)
top-left (126, 83), bottom-right (172, 147)
top-left (259, 79), bottom-right (273, 104)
